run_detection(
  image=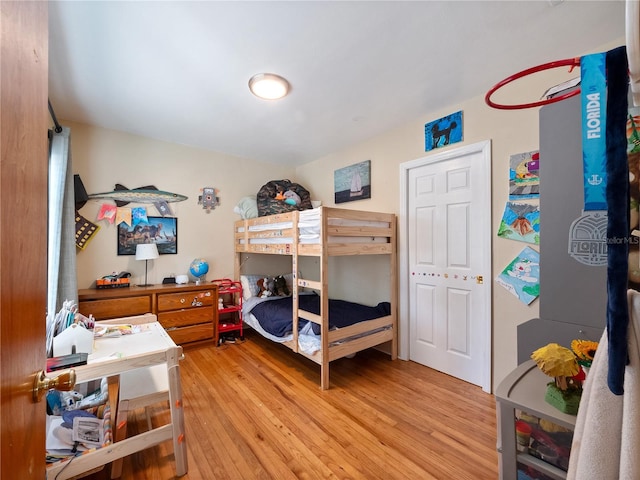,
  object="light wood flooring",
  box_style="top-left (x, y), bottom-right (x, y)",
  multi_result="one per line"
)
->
top-left (85, 330), bottom-right (498, 479)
